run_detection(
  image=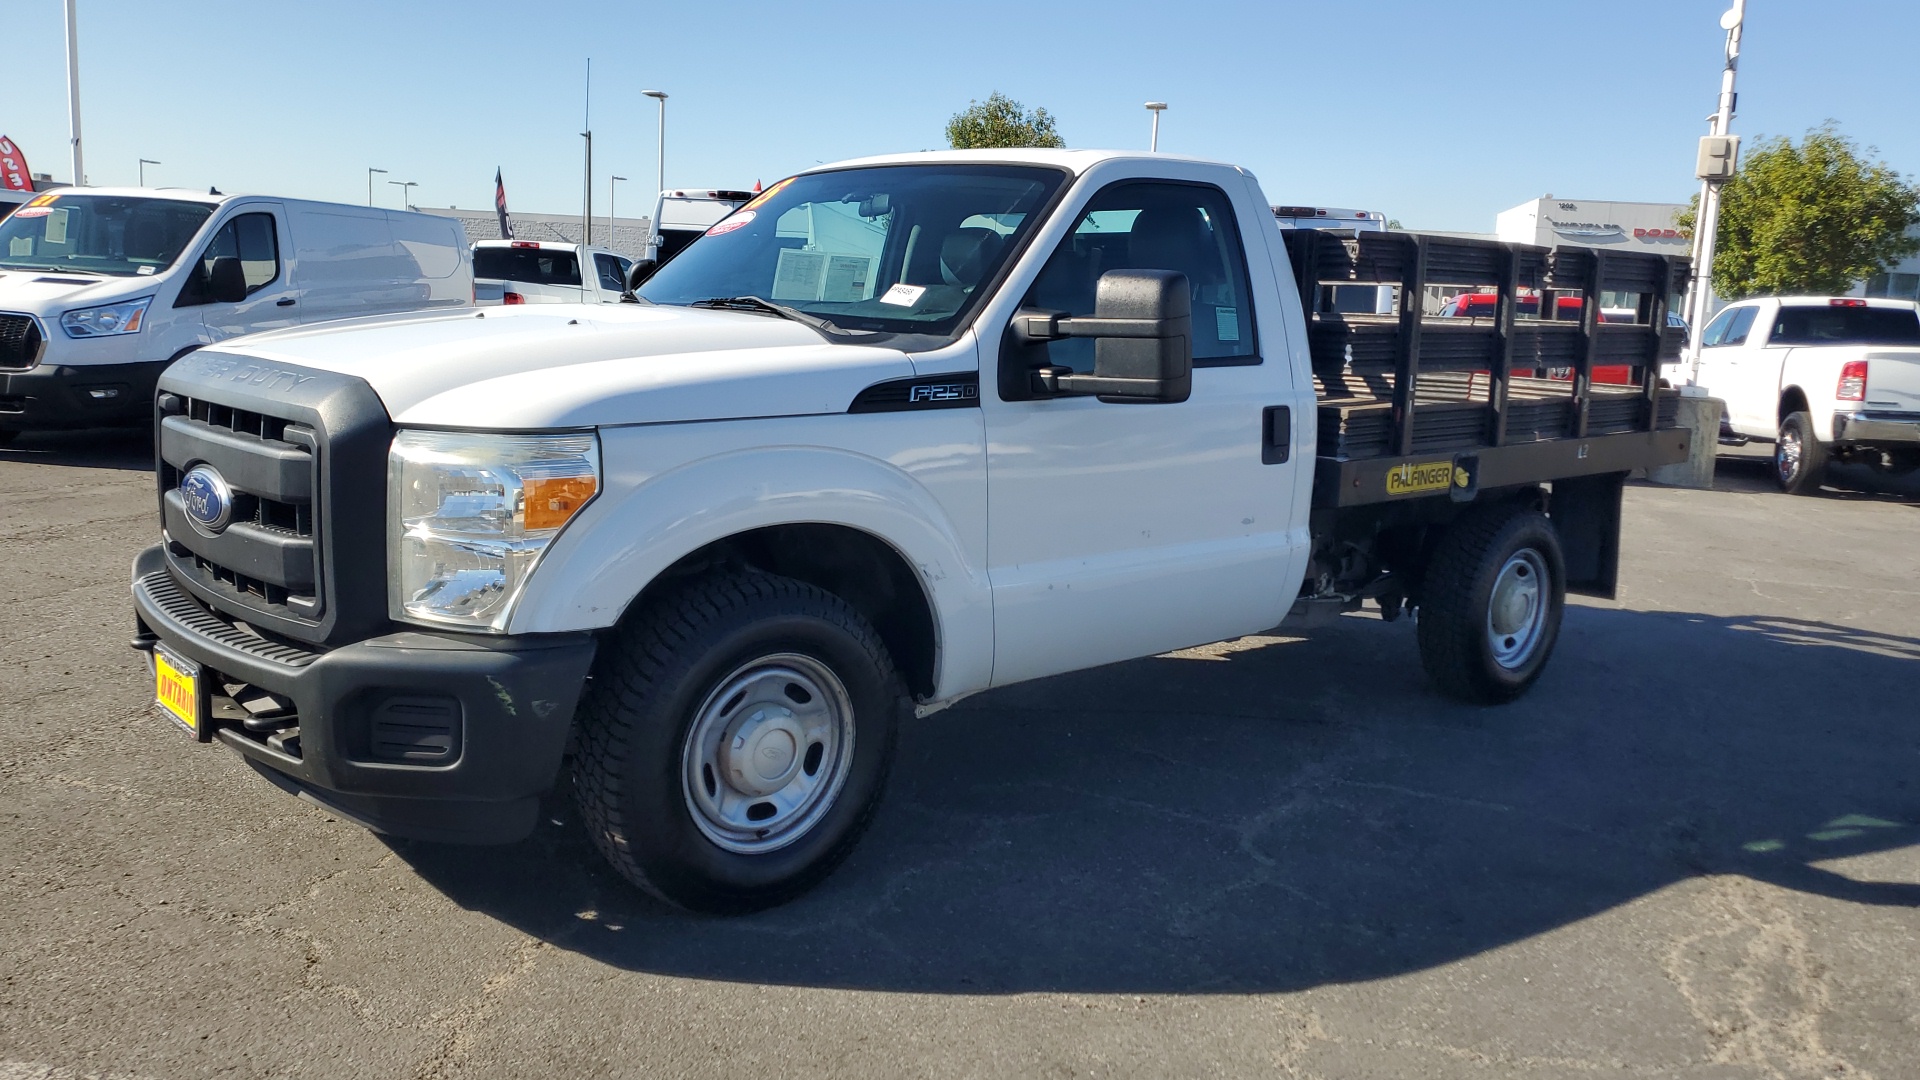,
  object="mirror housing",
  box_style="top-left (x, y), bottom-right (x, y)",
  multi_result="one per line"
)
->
top-left (624, 258), bottom-right (659, 294)
top-left (206, 256), bottom-right (248, 304)
top-left (1014, 269), bottom-right (1193, 403)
